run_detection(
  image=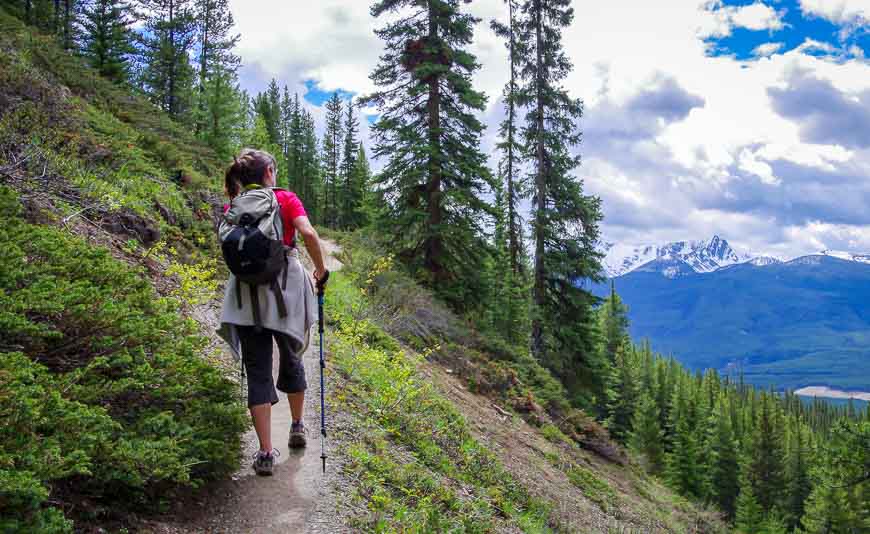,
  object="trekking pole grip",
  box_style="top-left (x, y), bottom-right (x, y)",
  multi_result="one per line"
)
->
top-left (316, 269), bottom-right (330, 297)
